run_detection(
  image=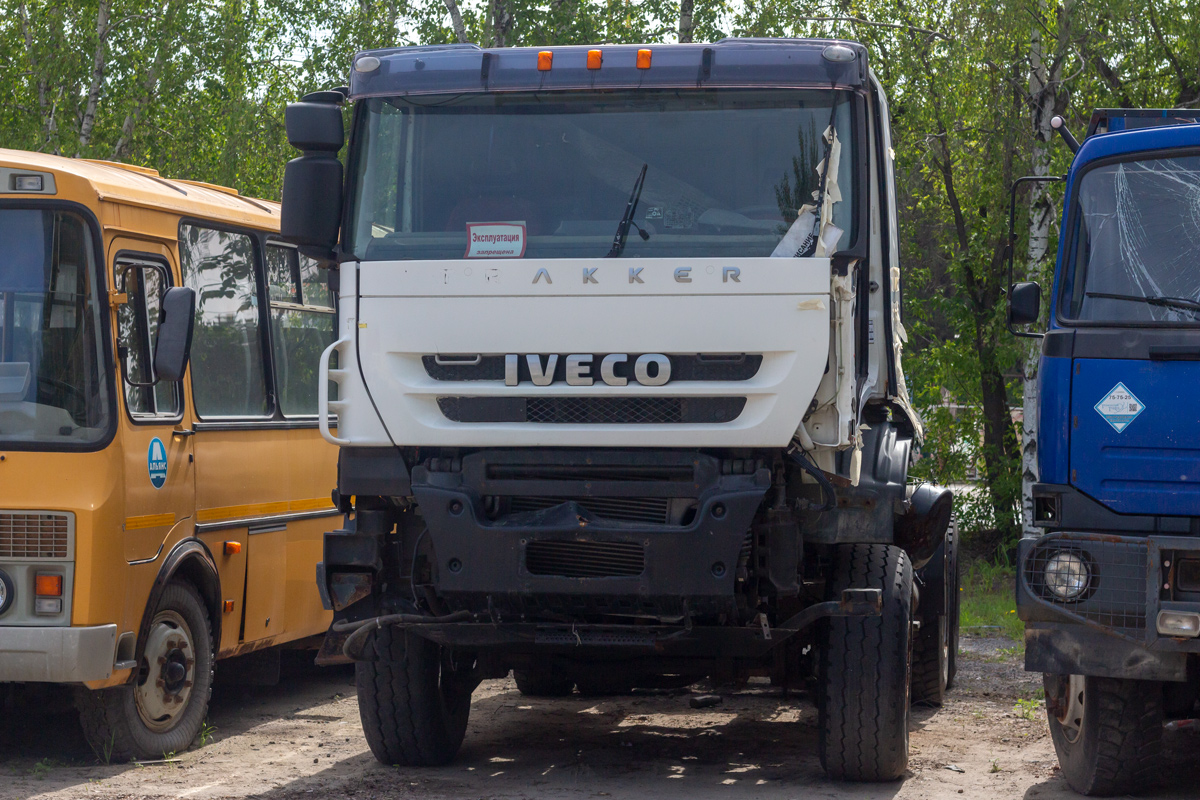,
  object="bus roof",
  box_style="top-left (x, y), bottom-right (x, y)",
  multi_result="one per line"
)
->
top-left (0, 148), bottom-right (279, 231)
top-left (348, 38), bottom-right (870, 100)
